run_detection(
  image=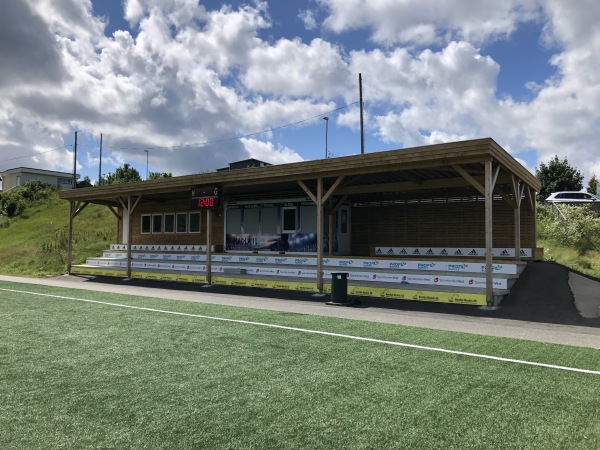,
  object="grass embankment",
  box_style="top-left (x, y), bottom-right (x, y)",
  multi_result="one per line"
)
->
top-left (1, 281), bottom-right (599, 449)
top-left (537, 204), bottom-right (600, 279)
top-left (539, 239), bottom-right (600, 278)
top-left (0, 192), bottom-right (115, 276)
